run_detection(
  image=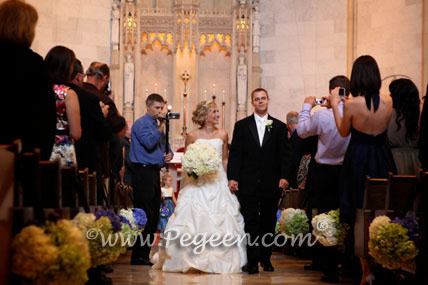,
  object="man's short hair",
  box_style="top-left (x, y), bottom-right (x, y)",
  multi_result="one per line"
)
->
top-left (146, 93), bottom-right (165, 106)
top-left (251, 88), bottom-right (269, 100)
top-left (286, 111), bottom-right (299, 125)
top-left (329, 75), bottom-right (350, 96)
top-left (86, 62), bottom-right (110, 79)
